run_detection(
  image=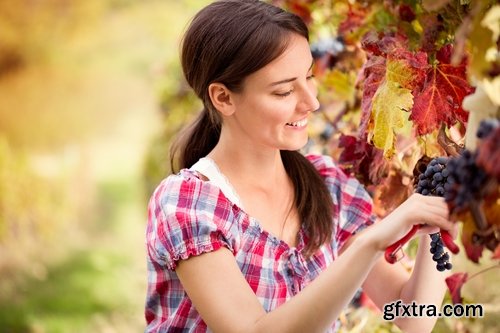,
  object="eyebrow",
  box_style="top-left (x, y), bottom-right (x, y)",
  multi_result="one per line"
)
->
top-left (268, 61), bottom-right (314, 87)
